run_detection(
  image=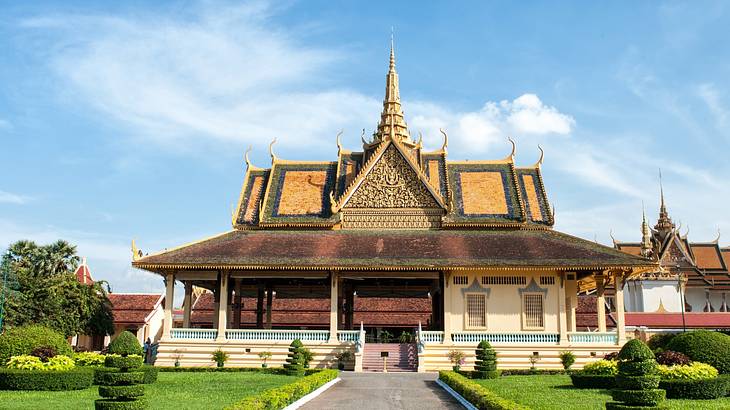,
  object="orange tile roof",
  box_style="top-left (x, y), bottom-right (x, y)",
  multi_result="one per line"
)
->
top-left (690, 244), bottom-right (725, 270)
